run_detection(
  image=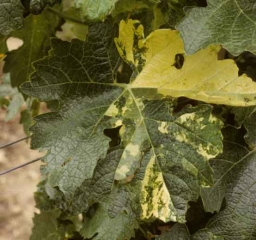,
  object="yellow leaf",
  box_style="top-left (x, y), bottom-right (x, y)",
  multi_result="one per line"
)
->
top-left (114, 19), bottom-right (145, 68)
top-left (116, 20), bottom-right (256, 106)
